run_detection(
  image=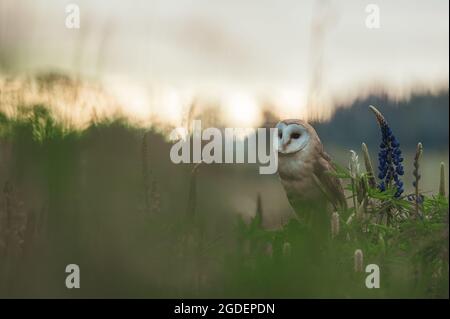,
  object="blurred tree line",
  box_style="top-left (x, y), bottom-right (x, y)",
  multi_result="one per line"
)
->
top-left (313, 91), bottom-right (449, 152)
